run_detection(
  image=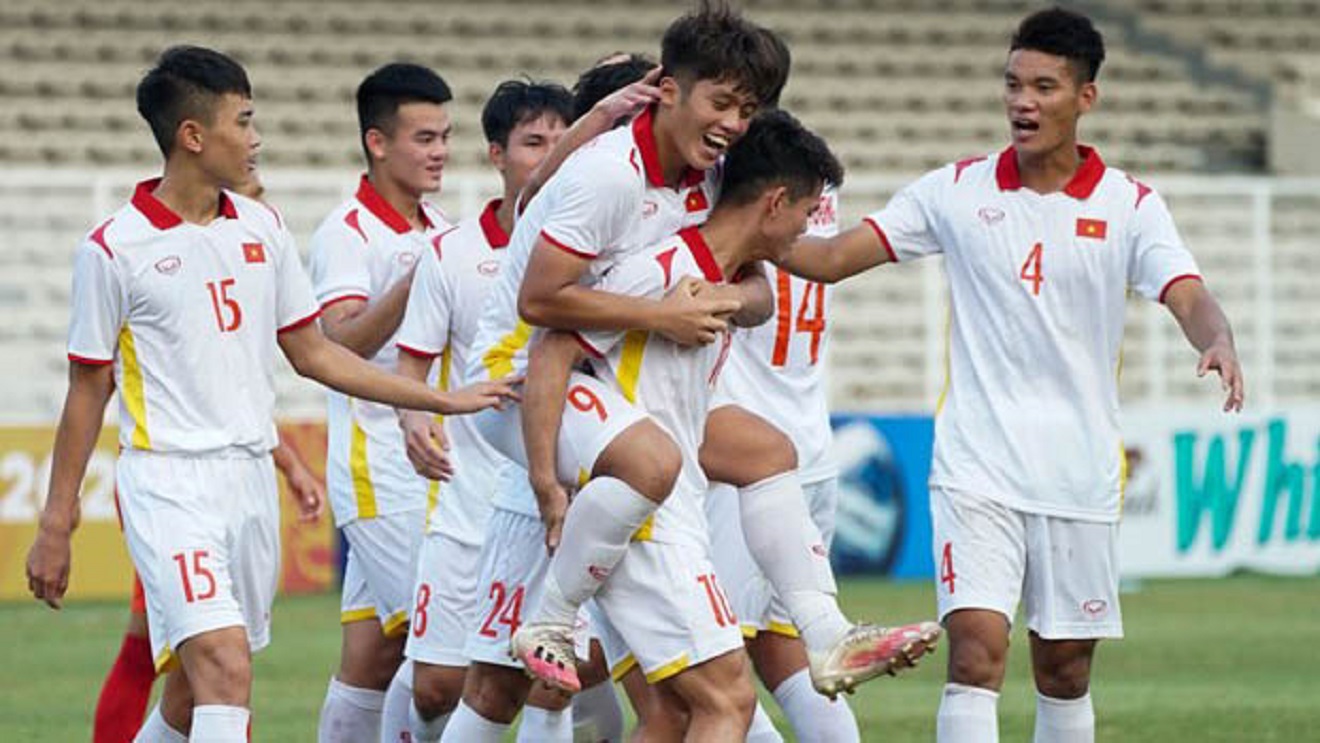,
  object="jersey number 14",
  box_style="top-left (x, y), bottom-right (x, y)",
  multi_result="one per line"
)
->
top-left (771, 269), bottom-right (826, 366)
